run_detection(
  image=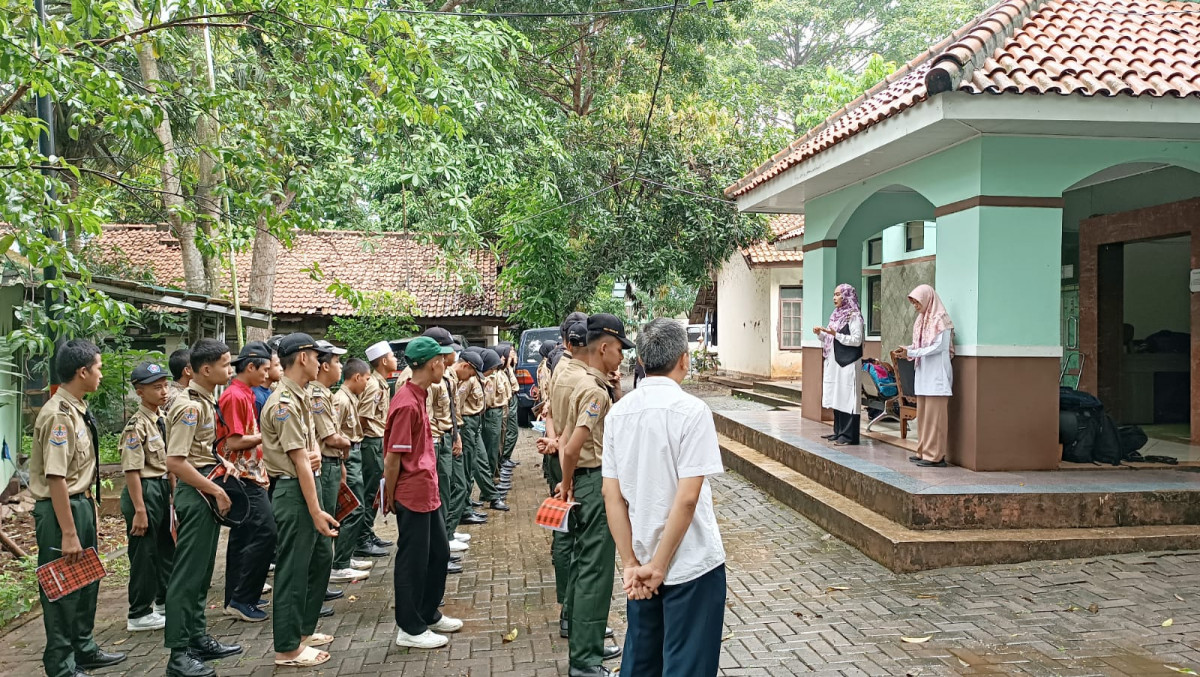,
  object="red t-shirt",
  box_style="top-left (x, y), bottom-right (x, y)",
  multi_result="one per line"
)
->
top-left (383, 381), bottom-right (440, 513)
top-left (217, 379), bottom-right (268, 487)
